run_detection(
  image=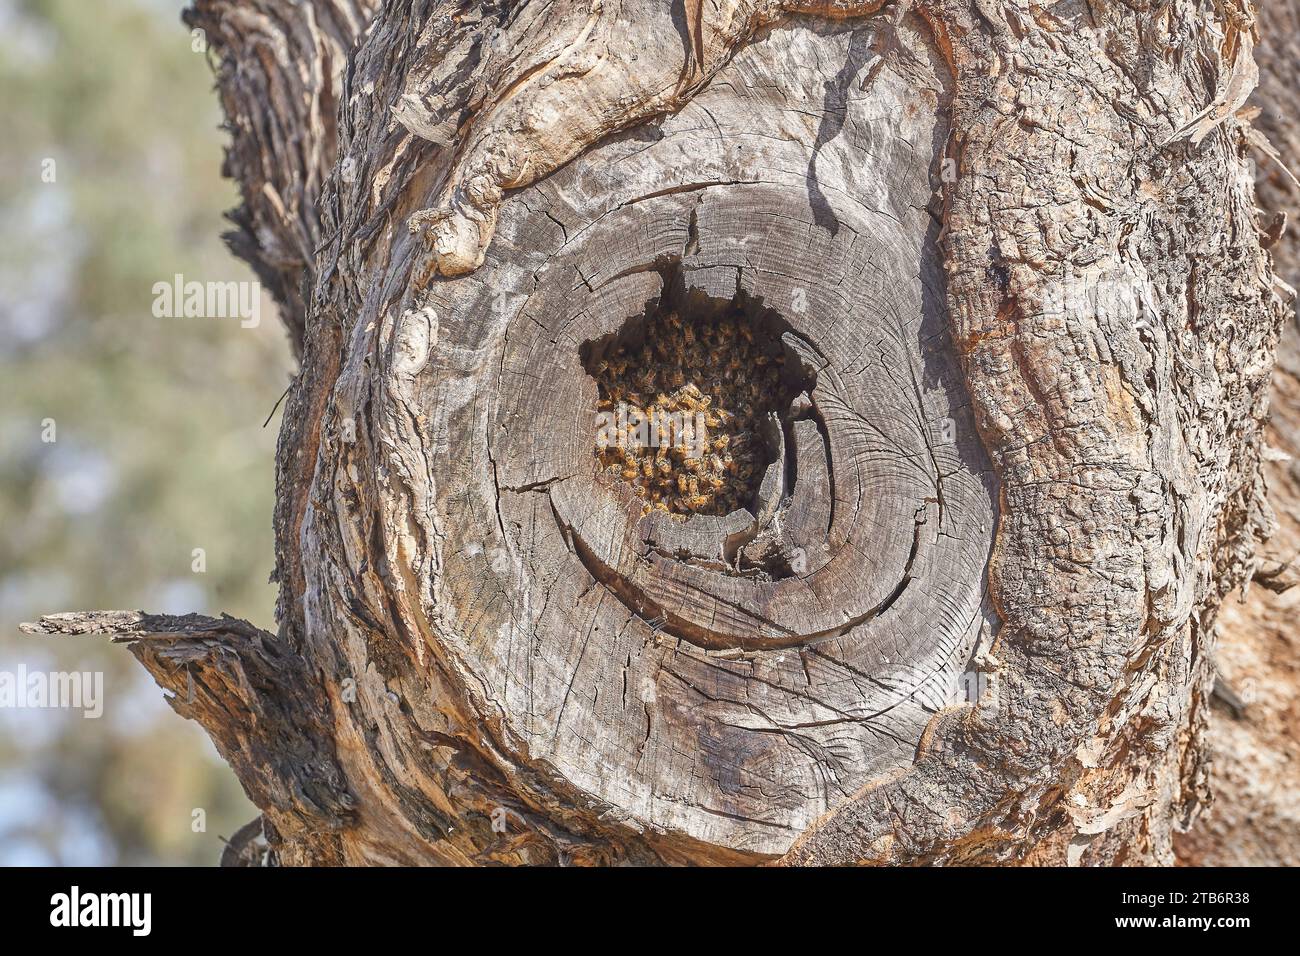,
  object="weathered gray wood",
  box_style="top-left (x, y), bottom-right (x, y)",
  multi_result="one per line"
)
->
top-left (351, 10), bottom-right (996, 857)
